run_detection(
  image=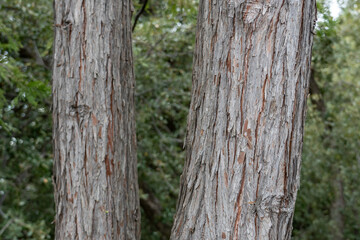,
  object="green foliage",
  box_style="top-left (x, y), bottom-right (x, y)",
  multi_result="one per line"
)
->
top-left (133, 0), bottom-right (198, 238)
top-left (0, 0), bottom-right (53, 239)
